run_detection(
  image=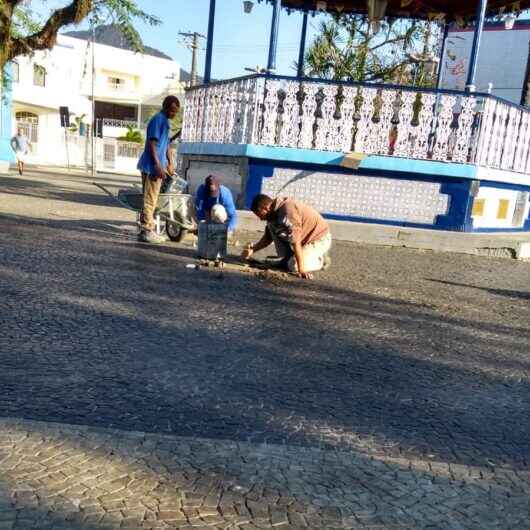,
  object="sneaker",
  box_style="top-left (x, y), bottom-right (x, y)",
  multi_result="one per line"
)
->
top-left (138, 230), bottom-right (165, 244)
top-left (322, 252), bottom-right (331, 271)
